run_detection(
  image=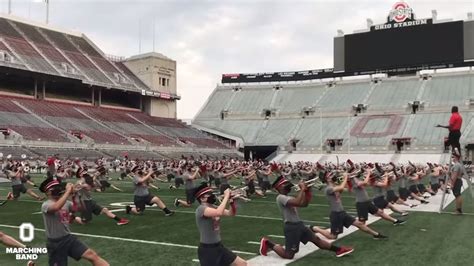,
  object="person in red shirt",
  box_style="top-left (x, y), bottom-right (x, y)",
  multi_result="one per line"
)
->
top-left (437, 106), bottom-right (462, 156)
